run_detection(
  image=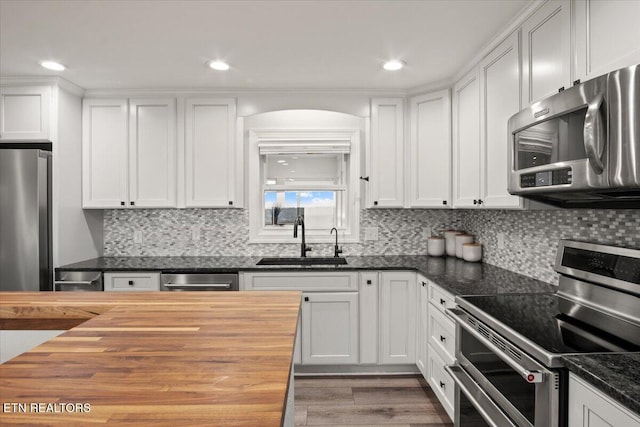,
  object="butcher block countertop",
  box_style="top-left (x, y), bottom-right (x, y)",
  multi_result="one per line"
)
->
top-left (0, 291), bottom-right (302, 426)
